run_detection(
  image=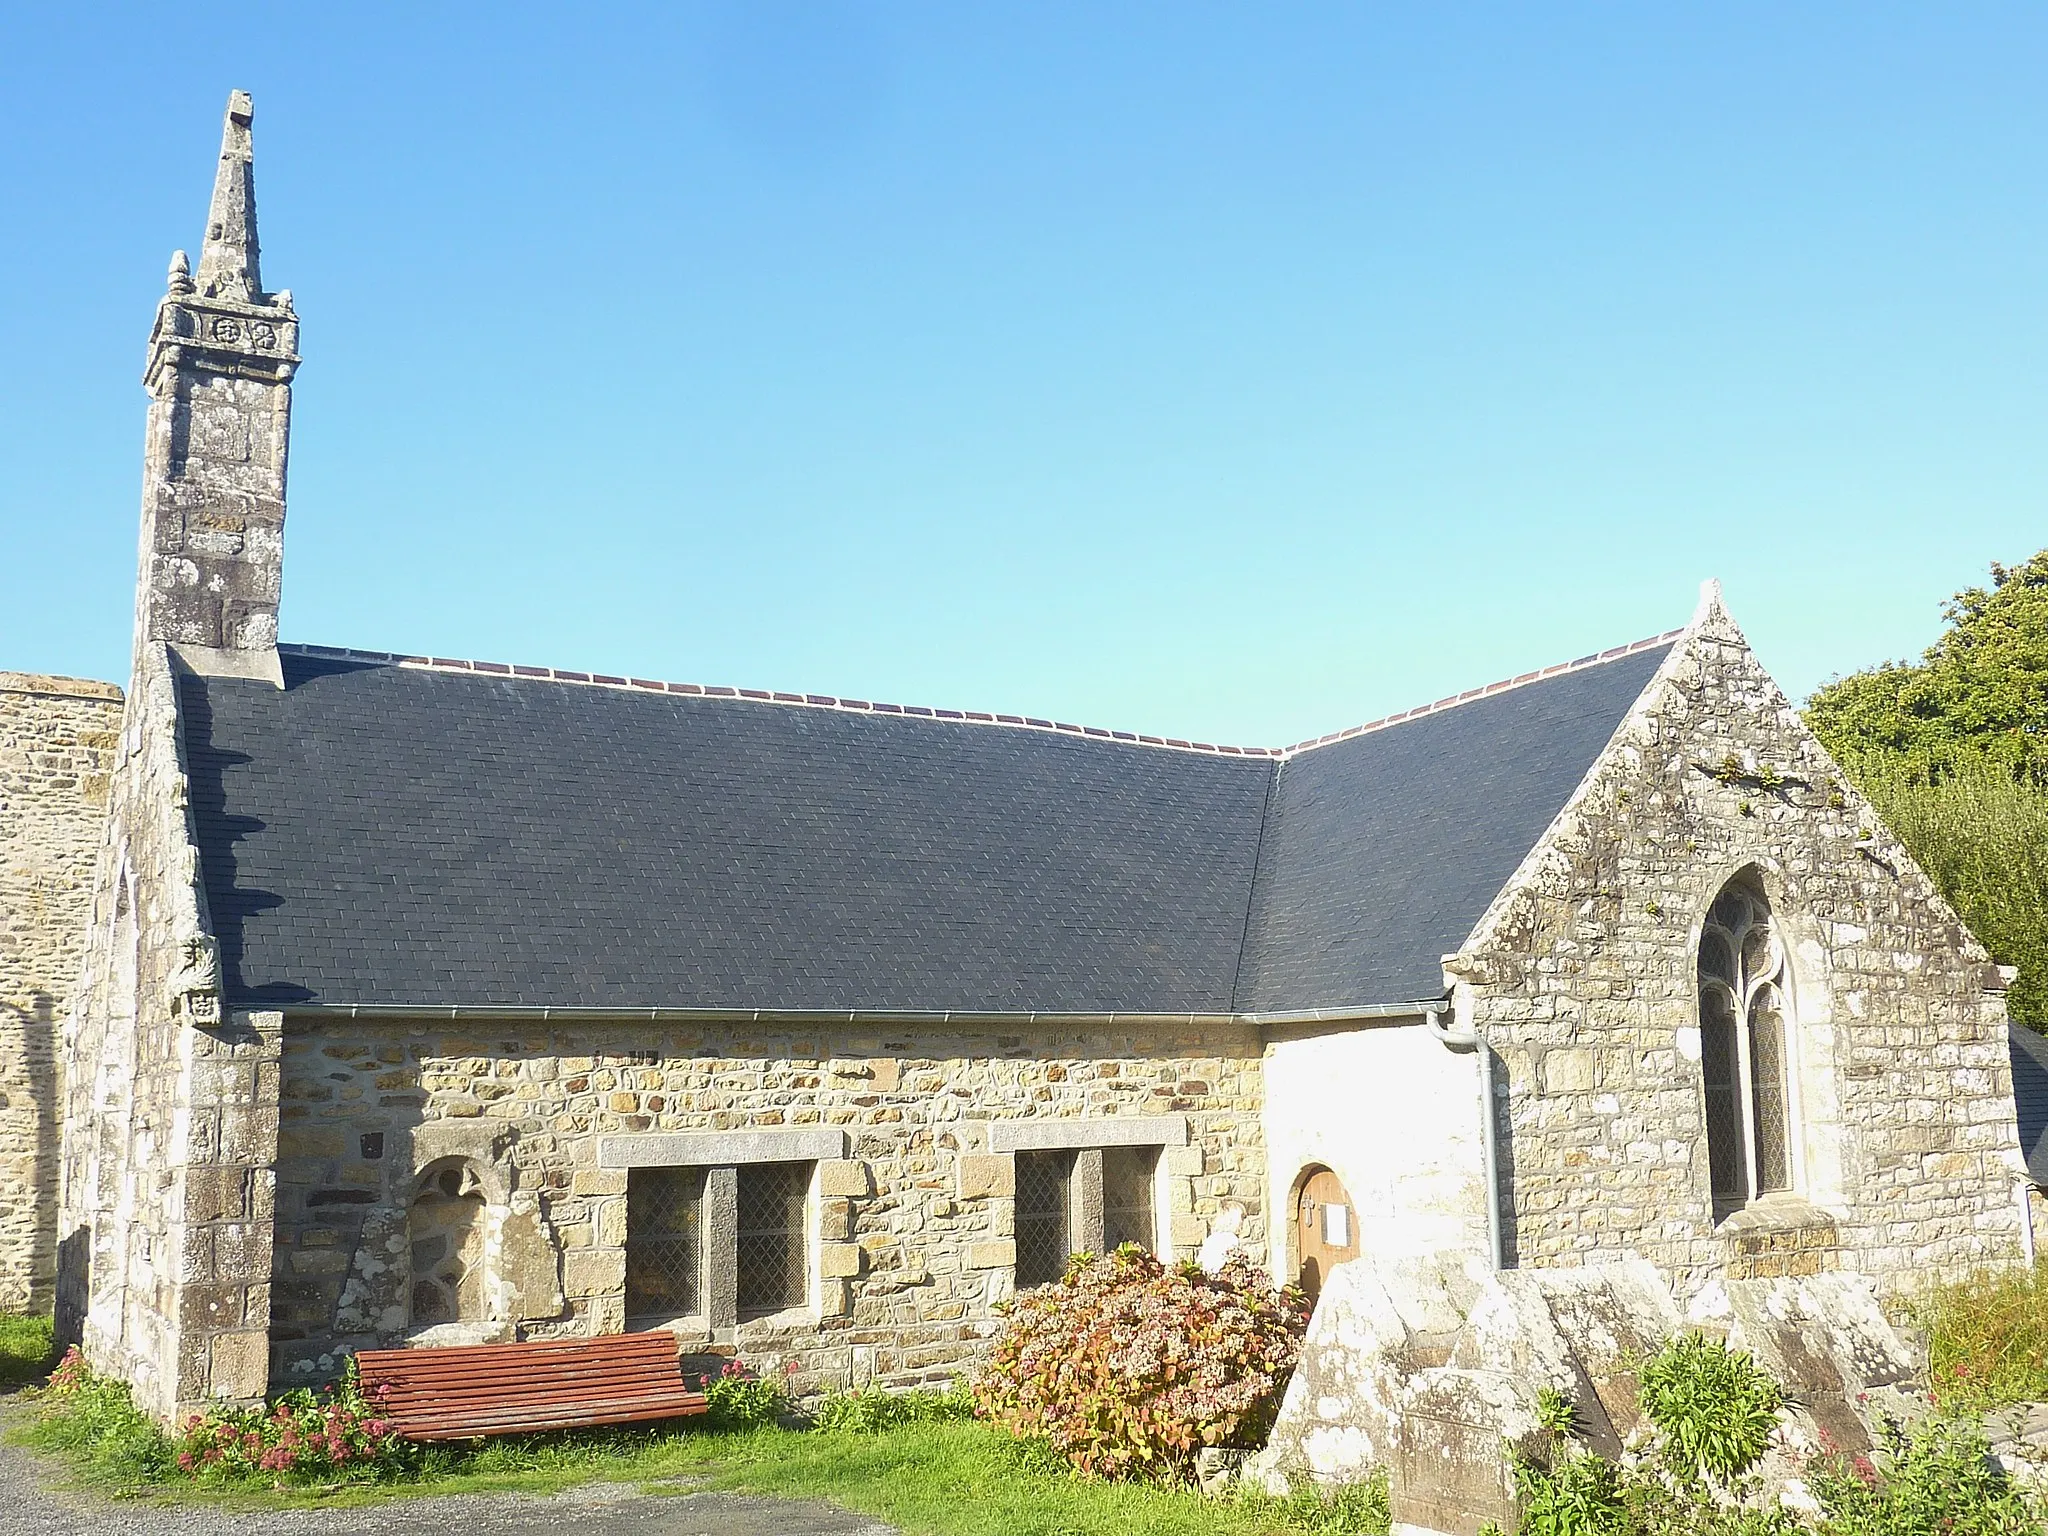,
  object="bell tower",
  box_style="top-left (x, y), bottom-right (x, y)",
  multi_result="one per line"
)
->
top-left (136, 90), bottom-right (300, 685)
